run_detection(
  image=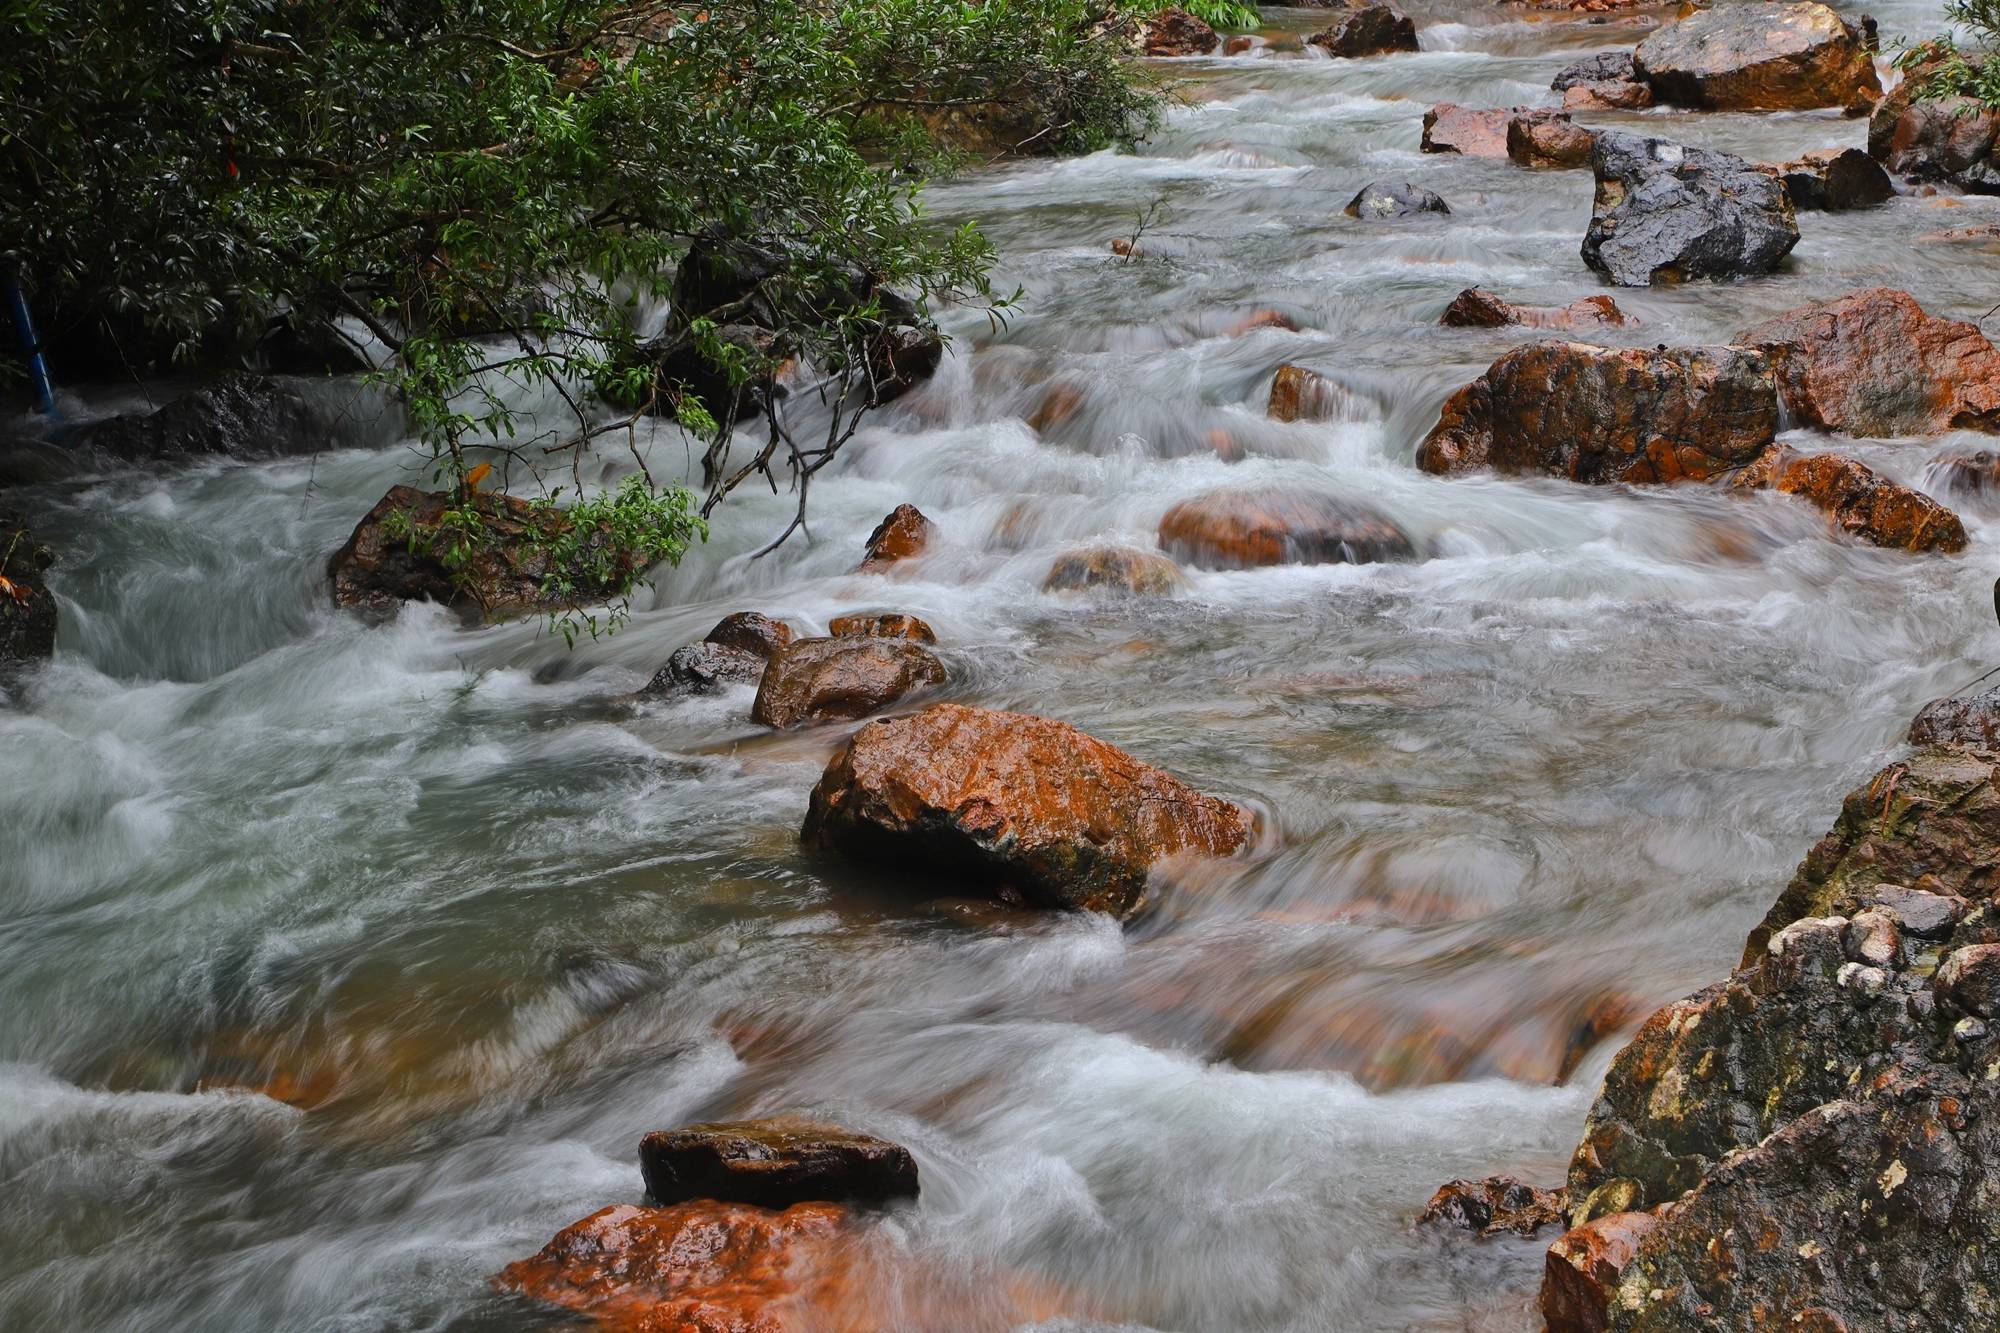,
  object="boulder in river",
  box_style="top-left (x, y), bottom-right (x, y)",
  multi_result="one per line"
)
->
top-left (639, 1119), bottom-right (919, 1209)
top-left (828, 611), bottom-right (936, 643)
top-left (1344, 180), bottom-right (1450, 221)
top-left (1421, 104), bottom-right (1513, 157)
top-left (63, 372), bottom-right (367, 467)
top-left (1140, 7), bottom-right (1219, 56)
top-left (1420, 1176), bottom-right (1567, 1238)
top-left (1043, 546), bottom-right (1188, 596)
top-left (1506, 110), bottom-right (1596, 170)
top-left (1307, 0), bottom-right (1418, 57)
top-left (1552, 51), bottom-right (1652, 111)
top-left (1735, 287), bottom-right (2000, 436)
top-left (802, 703), bottom-right (1256, 918)
top-left (1416, 341), bottom-right (1778, 483)
top-left (865, 324), bottom-right (945, 404)
top-left (1439, 288), bottom-right (1632, 331)
top-left (1765, 146), bottom-right (1894, 211)
top-left (0, 515), bottom-right (57, 672)
top-left (327, 484), bottom-right (654, 623)
top-left (644, 641), bottom-right (766, 696)
top-left (859, 503), bottom-right (935, 572)
top-left (1869, 48), bottom-right (2000, 192)
top-left (497, 1199), bottom-right (851, 1329)
top-left (1632, 1), bottom-right (1881, 111)
top-left (1158, 487), bottom-right (1416, 568)
top-left (705, 610), bottom-right (796, 659)
top-left (750, 636), bottom-right (946, 729)
top-left (1581, 132), bottom-right (1799, 287)
top-left (1729, 445), bottom-right (1968, 553)
top-left (1267, 364), bottom-right (1357, 422)
top-left (1909, 688), bottom-right (2000, 749)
